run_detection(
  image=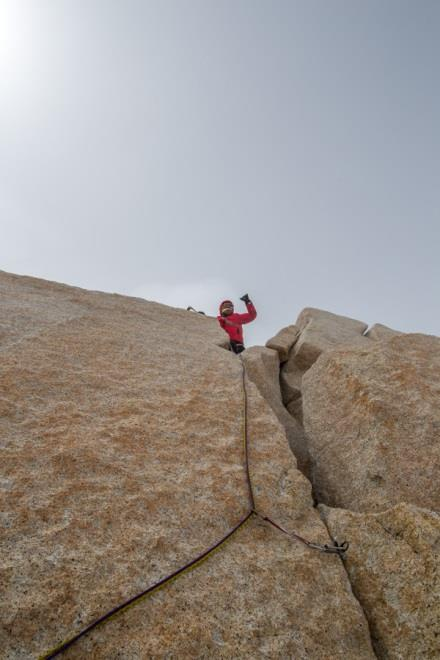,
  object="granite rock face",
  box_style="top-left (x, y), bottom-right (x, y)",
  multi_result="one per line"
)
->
top-left (302, 333), bottom-right (440, 513)
top-left (240, 346), bottom-right (311, 476)
top-left (321, 503), bottom-right (440, 660)
top-left (280, 308), bottom-right (370, 424)
top-left (294, 308), bottom-right (370, 363)
top-left (364, 323), bottom-right (403, 341)
top-left (0, 272), bottom-right (374, 660)
top-left (265, 324), bottom-right (299, 363)
top-left (265, 307), bottom-right (439, 660)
